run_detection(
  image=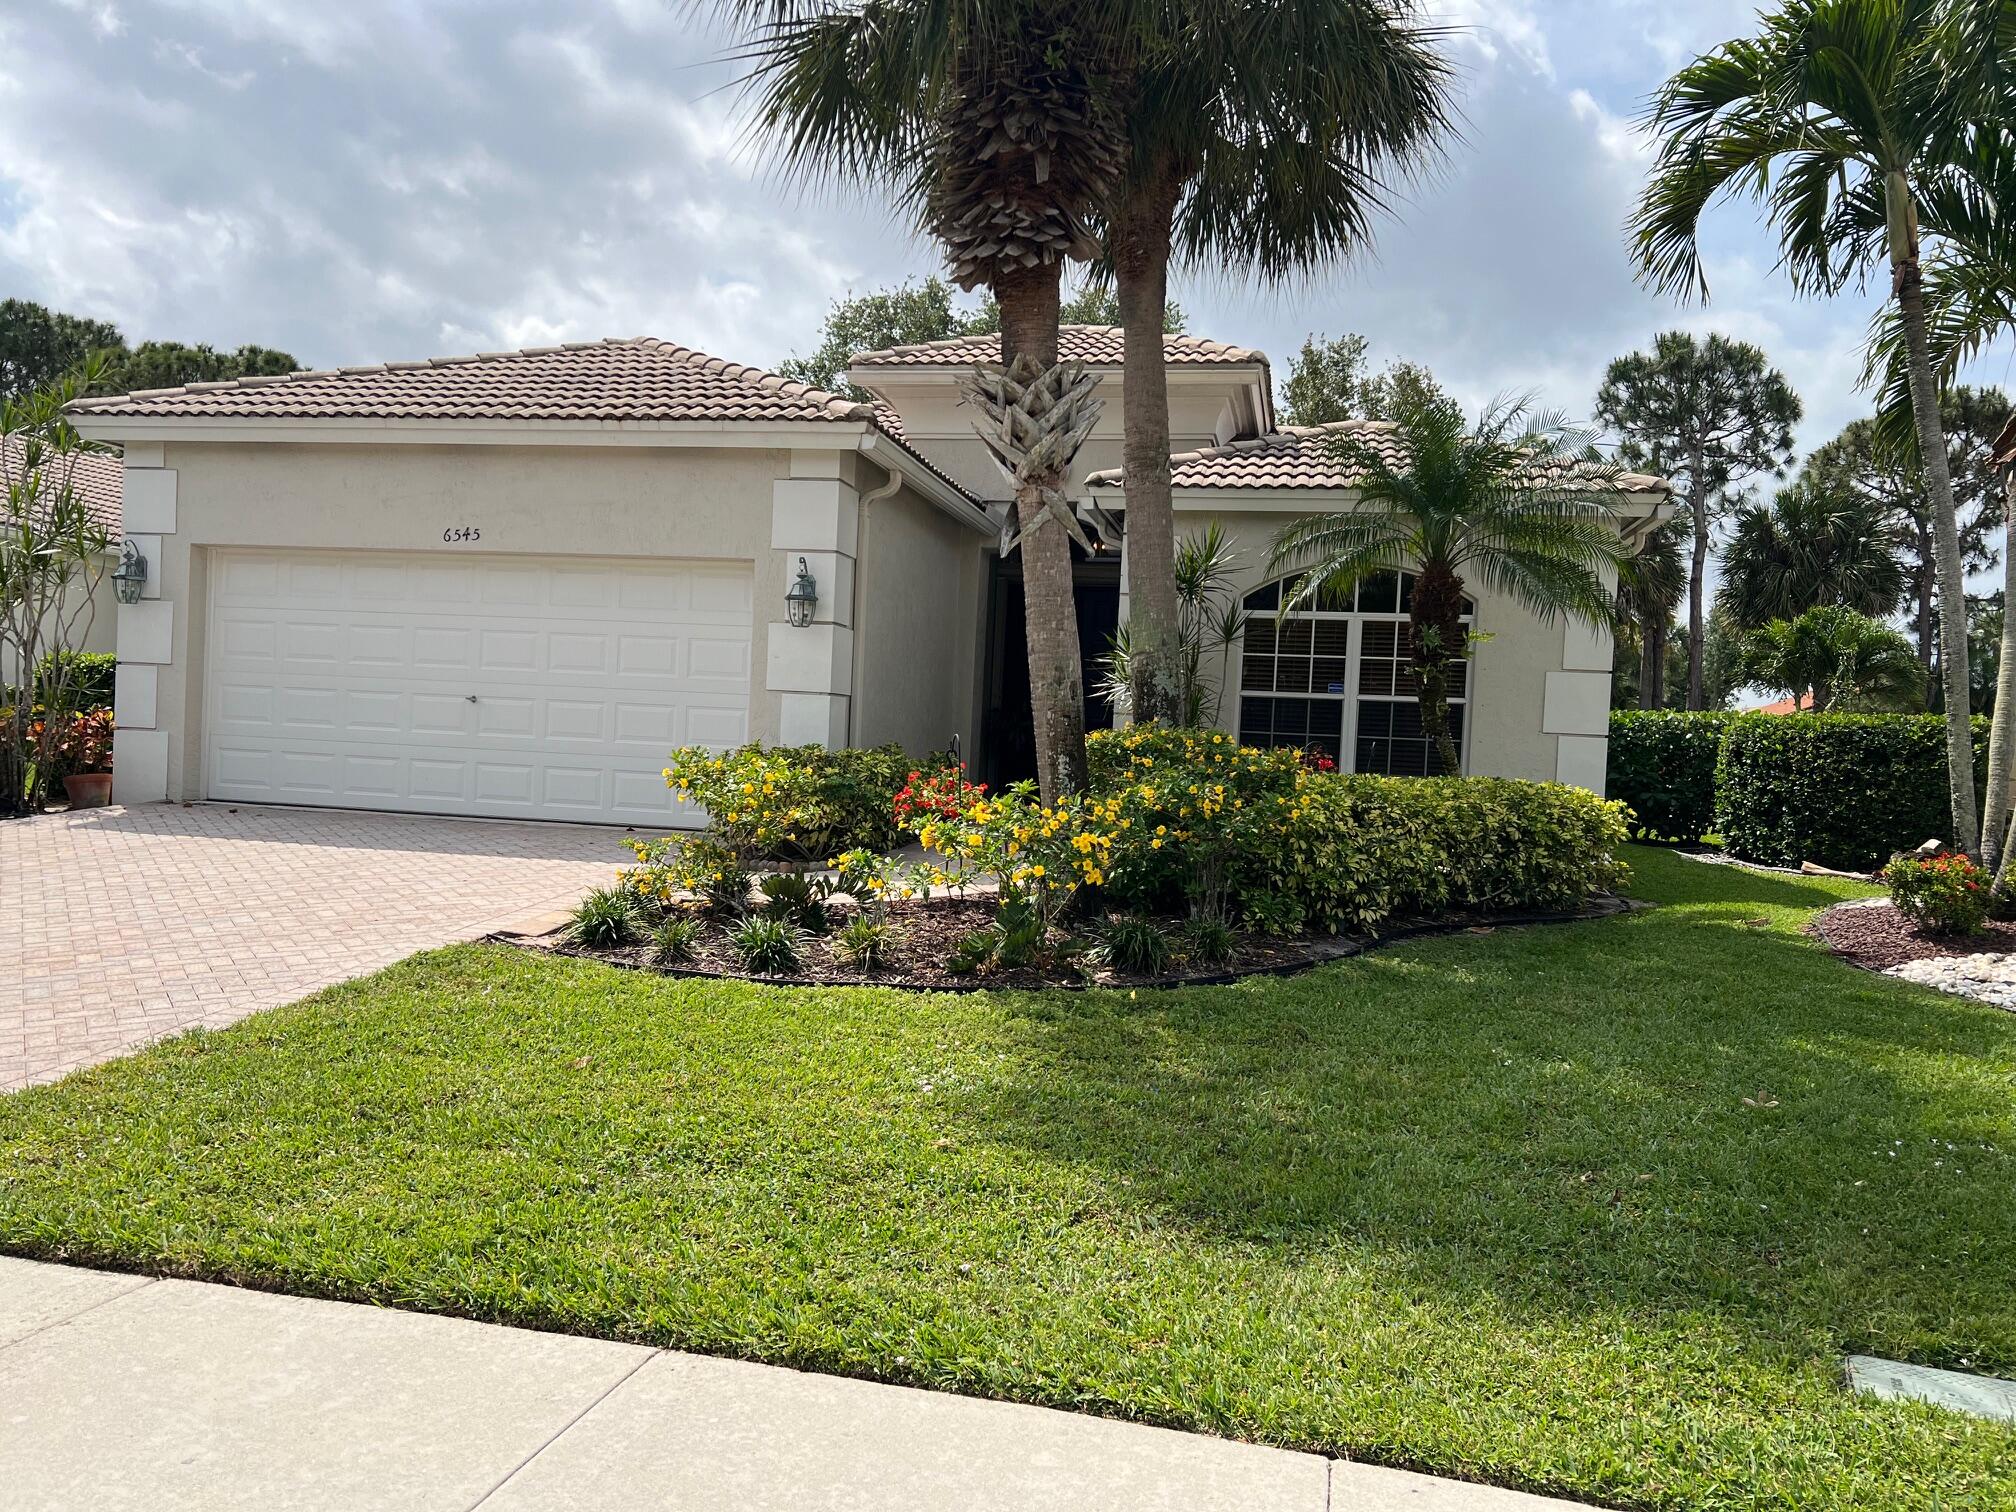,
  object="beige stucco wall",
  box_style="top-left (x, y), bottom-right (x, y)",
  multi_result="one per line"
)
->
top-left (851, 482), bottom-right (987, 757)
top-left (101, 436), bottom-right (992, 809)
top-left (1155, 507), bottom-right (1617, 790)
top-left (126, 441), bottom-right (787, 805)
